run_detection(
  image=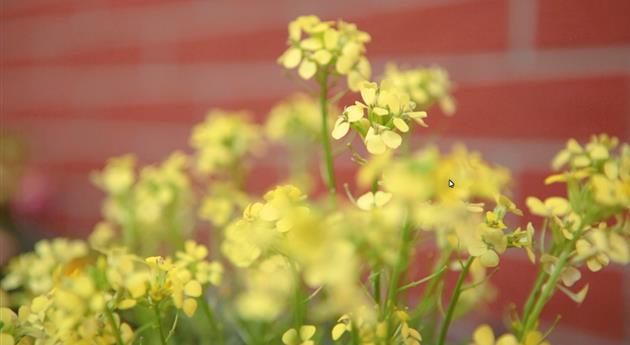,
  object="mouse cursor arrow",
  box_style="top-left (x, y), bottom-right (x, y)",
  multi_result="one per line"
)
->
top-left (448, 179), bottom-right (454, 188)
